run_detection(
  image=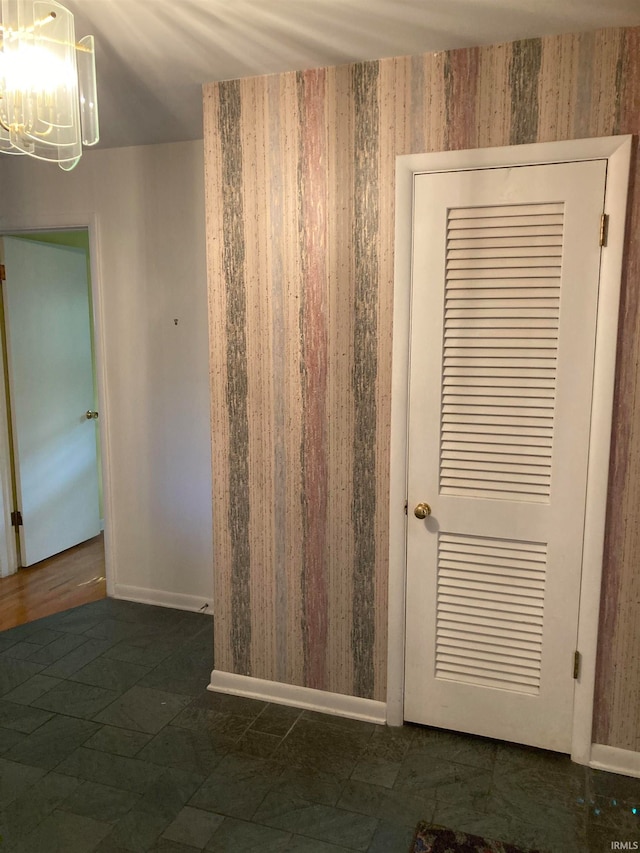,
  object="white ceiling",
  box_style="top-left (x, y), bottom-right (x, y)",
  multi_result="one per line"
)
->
top-left (65, 0), bottom-right (640, 149)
